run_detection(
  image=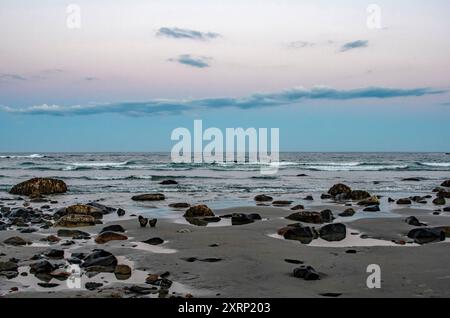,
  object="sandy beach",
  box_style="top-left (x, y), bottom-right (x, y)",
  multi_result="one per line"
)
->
top-left (1, 188), bottom-right (450, 298)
